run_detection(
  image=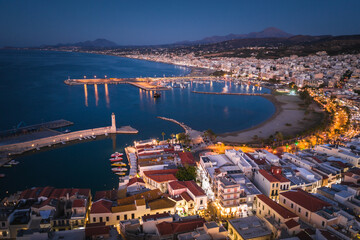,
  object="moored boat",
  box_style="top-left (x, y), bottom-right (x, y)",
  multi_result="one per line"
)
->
top-left (111, 152), bottom-right (123, 157)
top-left (109, 157), bottom-right (123, 162)
top-left (111, 162), bottom-right (126, 167)
top-left (111, 167), bottom-right (127, 172)
top-left (115, 172), bottom-right (126, 176)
